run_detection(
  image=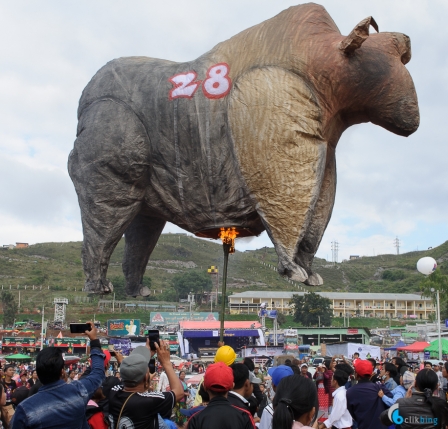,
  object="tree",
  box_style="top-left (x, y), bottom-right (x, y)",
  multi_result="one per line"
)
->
top-left (291, 292), bottom-right (332, 326)
top-left (1, 291), bottom-right (18, 327)
top-left (419, 268), bottom-right (448, 319)
top-left (171, 271), bottom-right (213, 302)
